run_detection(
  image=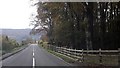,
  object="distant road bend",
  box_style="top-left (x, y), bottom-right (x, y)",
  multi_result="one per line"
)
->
top-left (2, 44), bottom-right (71, 67)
